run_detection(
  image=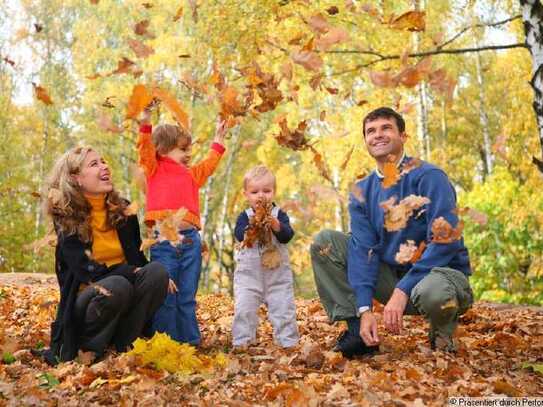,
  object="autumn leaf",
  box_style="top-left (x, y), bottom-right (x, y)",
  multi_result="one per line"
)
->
top-left (382, 161), bottom-right (400, 188)
top-left (291, 50), bottom-right (323, 72)
top-left (126, 84), bottom-right (153, 120)
top-left (430, 216), bottom-right (463, 243)
top-left (32, 83), bottom-right (53, 105)
top-left (188, 0), bottom-right (198, 23)
top-left (326, 6), bottom-right (339, 15)
top-left (2, 56), bottom-right (15, 67)
top-left (128, 38), bottom-right (154, 58)
top-left (315, 27), bottom-right (350, 51)
top-left (274, 117), bottom-right (310, 151)
top-left (389, 11), bottom-right (425, 32)
top-left (311, 148), bottom-right (333, 183)
top-left (173, 5), bottom-right (183, 21)
top-left (261, 245), bottom-right (281, 270)
top-left (134, 19), bottom-right (152, 36)
top-left (350, 182), bottom-right (365, 203)
top-left (395, 240), bottom-right (426, 264)
top-left (111, 57), bottom-right (138, 76)
top-left (152, 87), bottom-right (190, 130)
top-left (97, 113), bottom-right (123, 133)
top-left (307, 13), bottom-right (331, 34)
top-left (369, 71), bottom-right (397, 88)
top-left (381, 195), bottom-right (430, 232)
top-left (339, 145), bottom-right (355, 171)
